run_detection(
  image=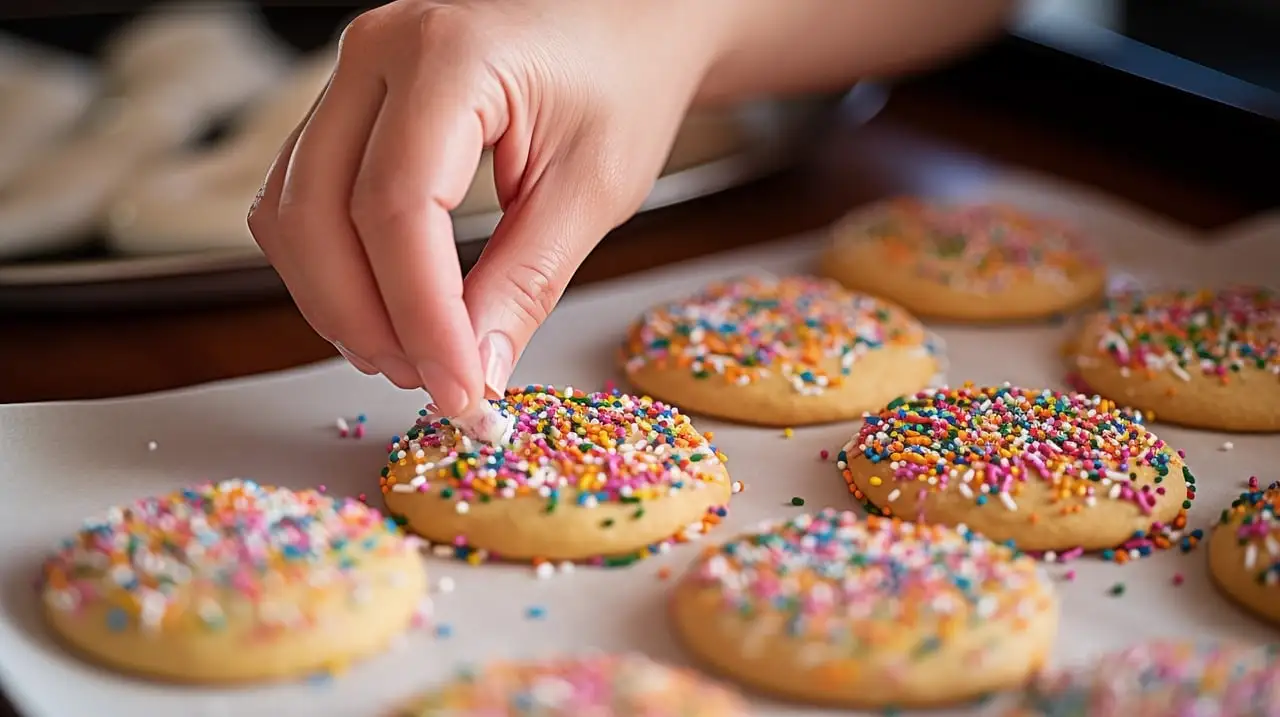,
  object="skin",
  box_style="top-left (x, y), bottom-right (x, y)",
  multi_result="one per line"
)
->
top-left (248, 0), bottom-right (1018, 416)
